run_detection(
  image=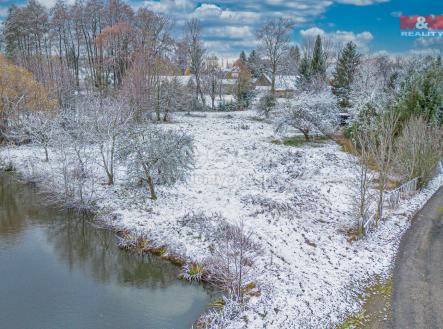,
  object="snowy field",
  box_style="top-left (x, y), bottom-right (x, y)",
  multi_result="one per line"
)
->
top-left (1, 110), bottom-right (442, 328)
